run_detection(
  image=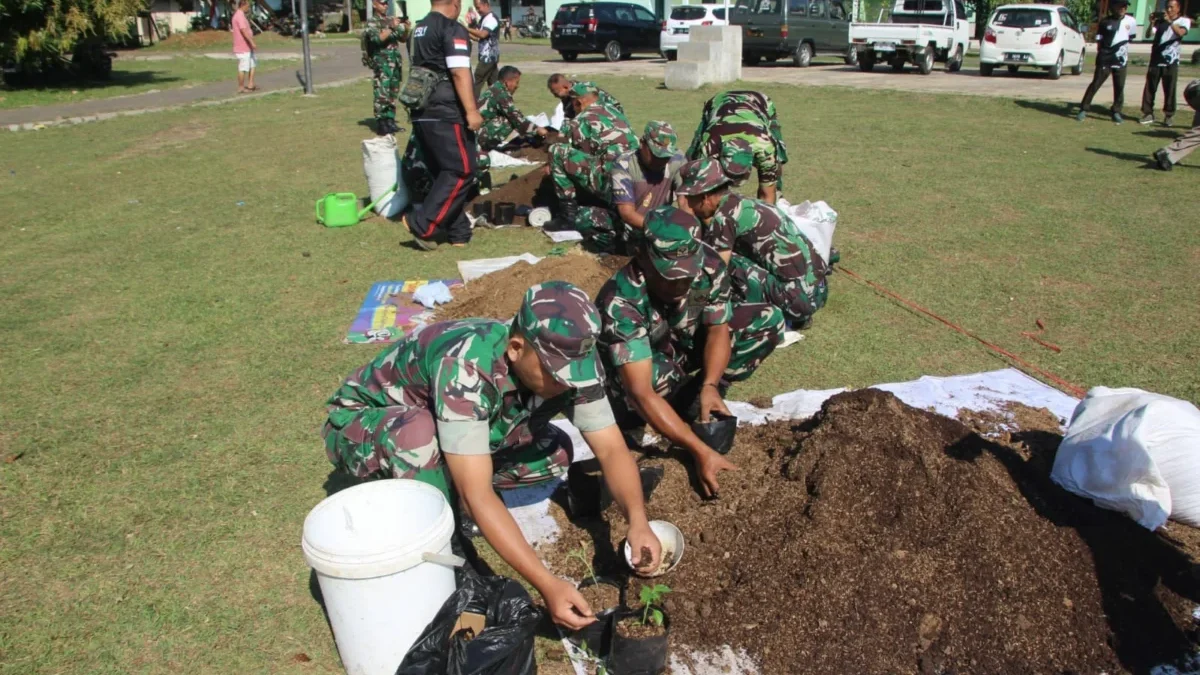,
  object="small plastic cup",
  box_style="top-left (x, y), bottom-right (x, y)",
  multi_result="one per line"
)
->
top-left (624, 520), bottom-right (685, 577)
